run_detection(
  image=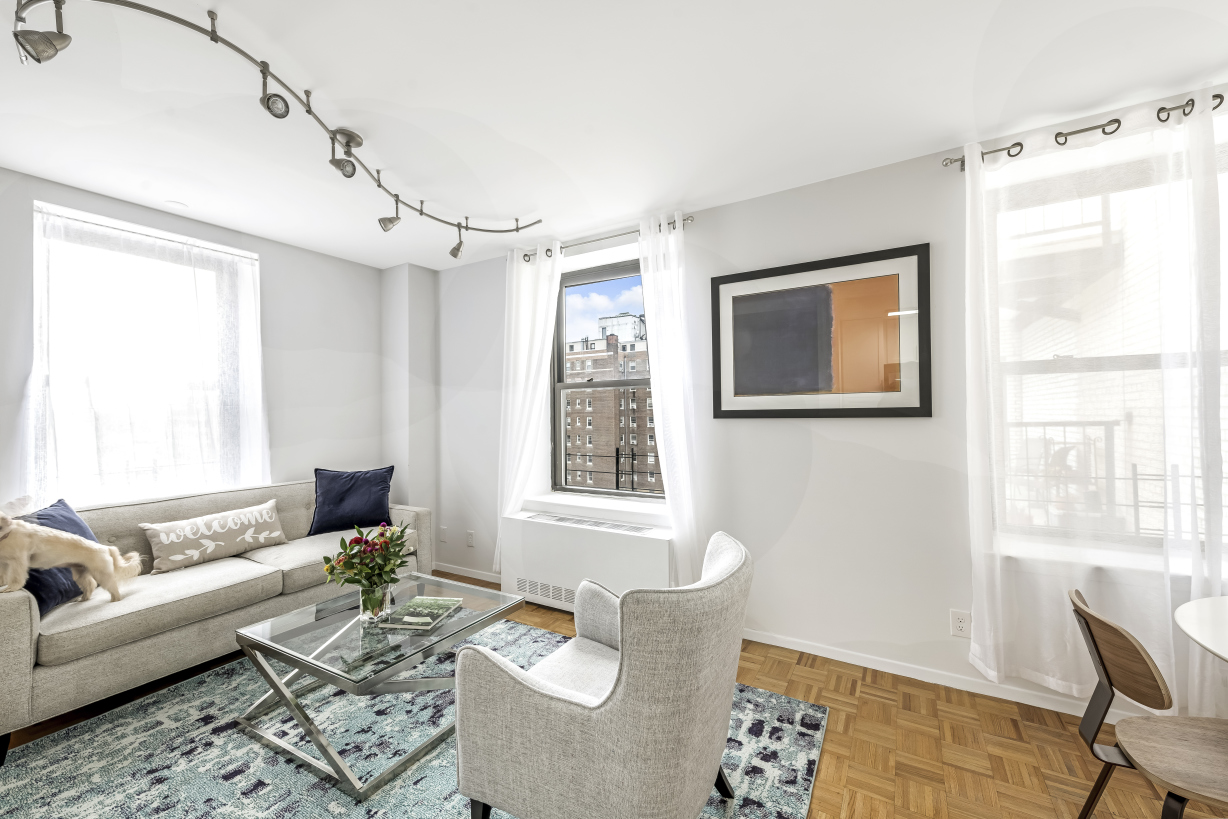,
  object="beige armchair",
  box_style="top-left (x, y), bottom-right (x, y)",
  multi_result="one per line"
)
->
top-left (455, 531), bottom-right (754, 819)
